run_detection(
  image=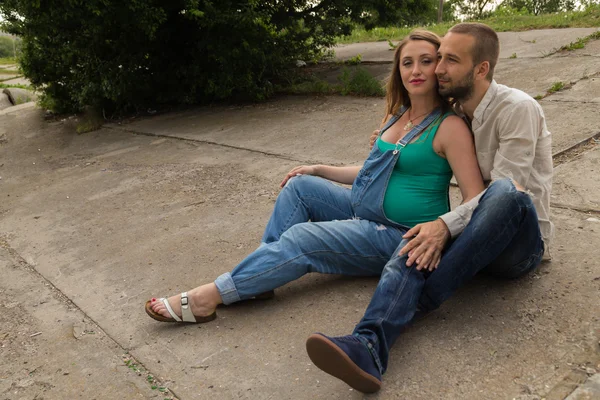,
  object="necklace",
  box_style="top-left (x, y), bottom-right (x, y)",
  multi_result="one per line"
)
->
top-left (403, 108), bottom-right (433, 131)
